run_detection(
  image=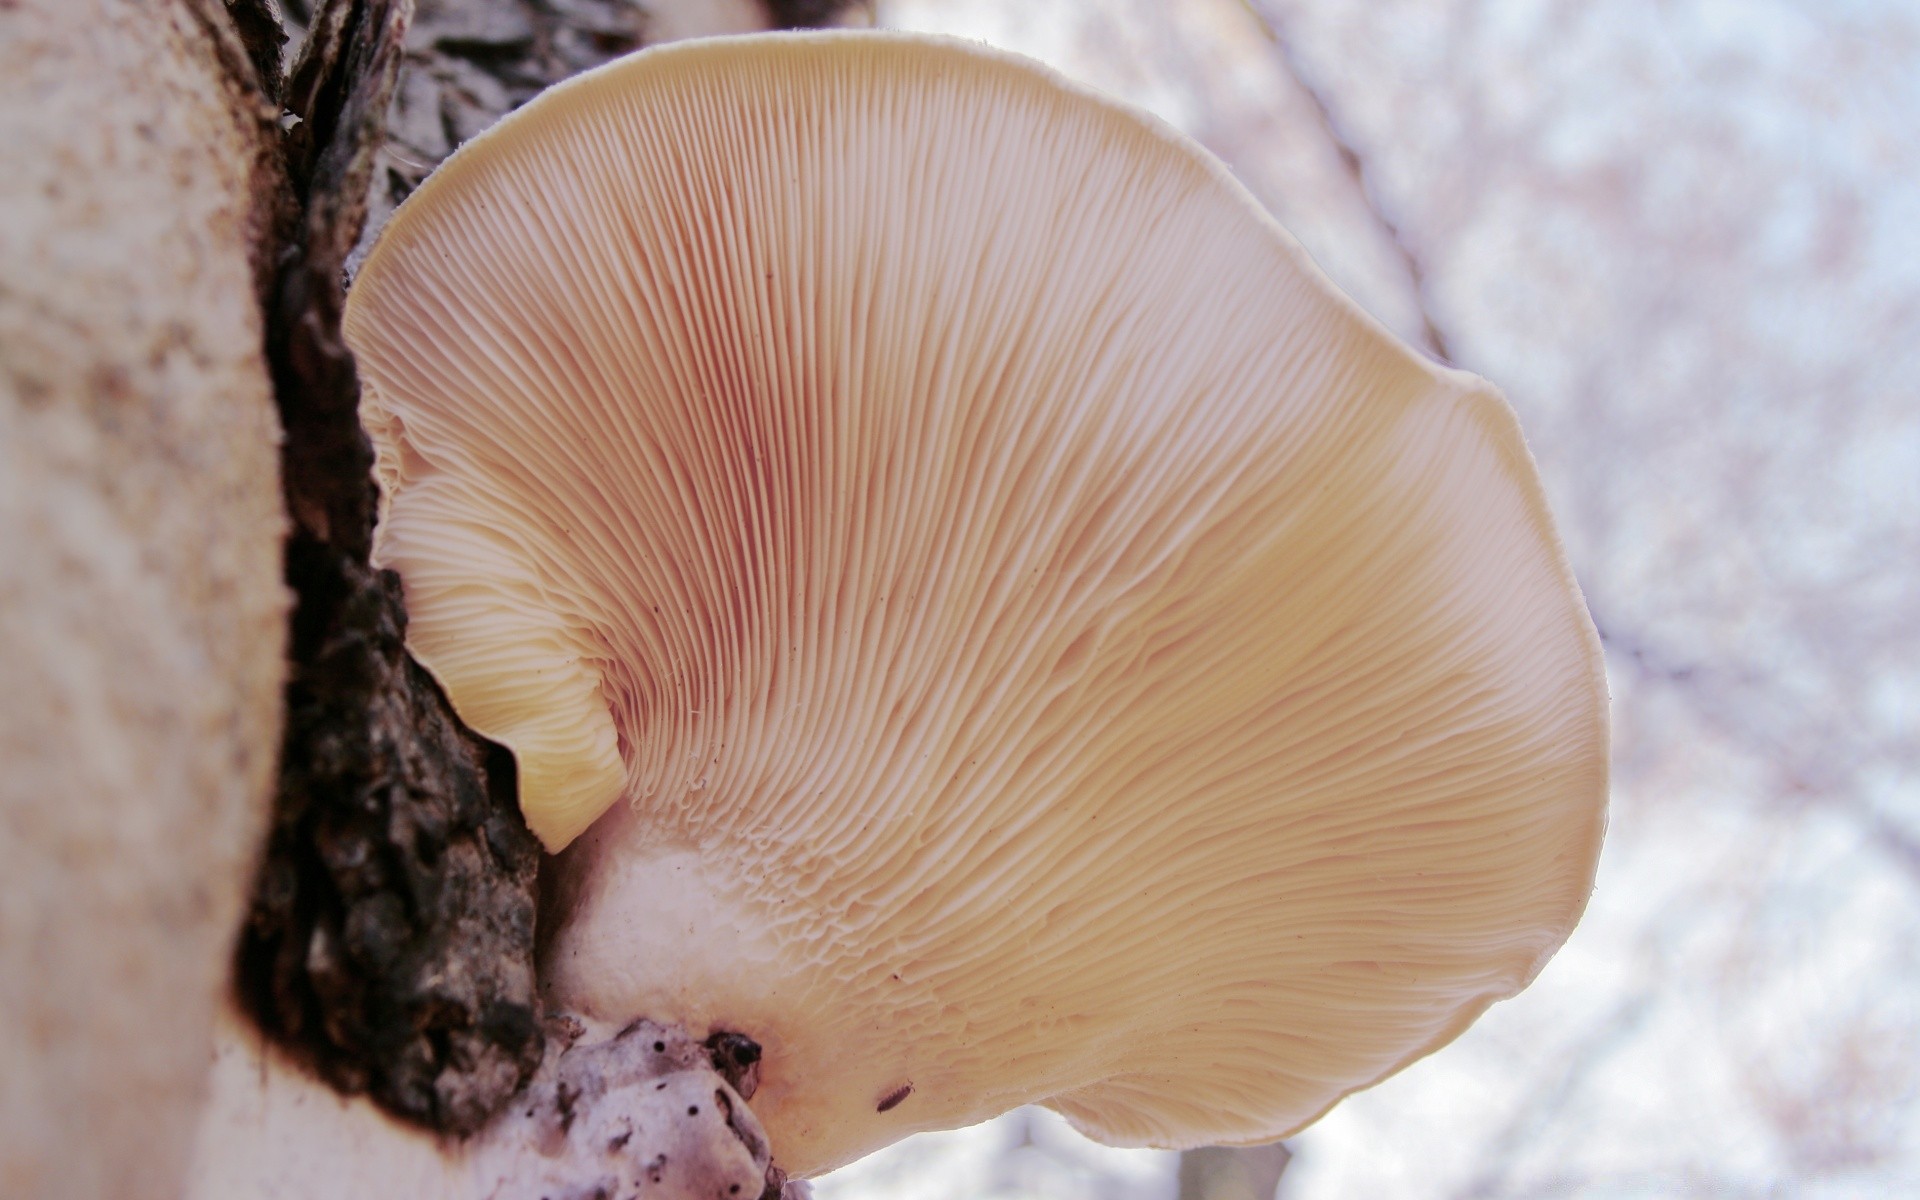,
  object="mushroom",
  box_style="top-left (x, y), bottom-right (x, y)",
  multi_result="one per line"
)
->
top-left (343, 31), bottom-right (1608, 1180)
